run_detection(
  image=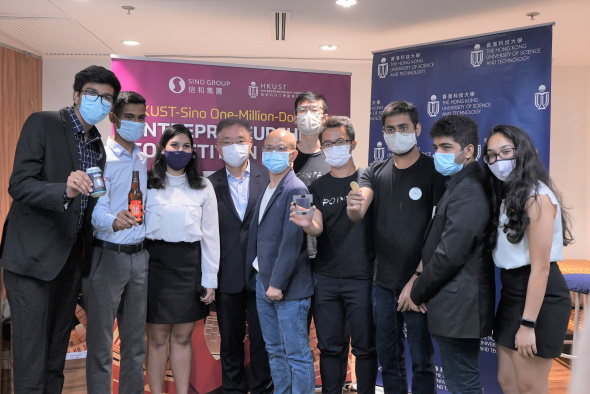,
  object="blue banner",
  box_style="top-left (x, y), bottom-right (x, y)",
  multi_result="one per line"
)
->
top-left (370, 24), bottom-right (553, 393)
